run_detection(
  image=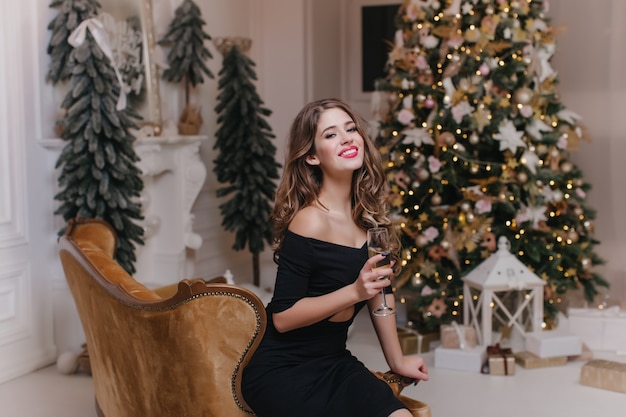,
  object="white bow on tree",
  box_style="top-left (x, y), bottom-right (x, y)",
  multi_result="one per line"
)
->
top-left (68, 18), bottom-right (127, 111)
